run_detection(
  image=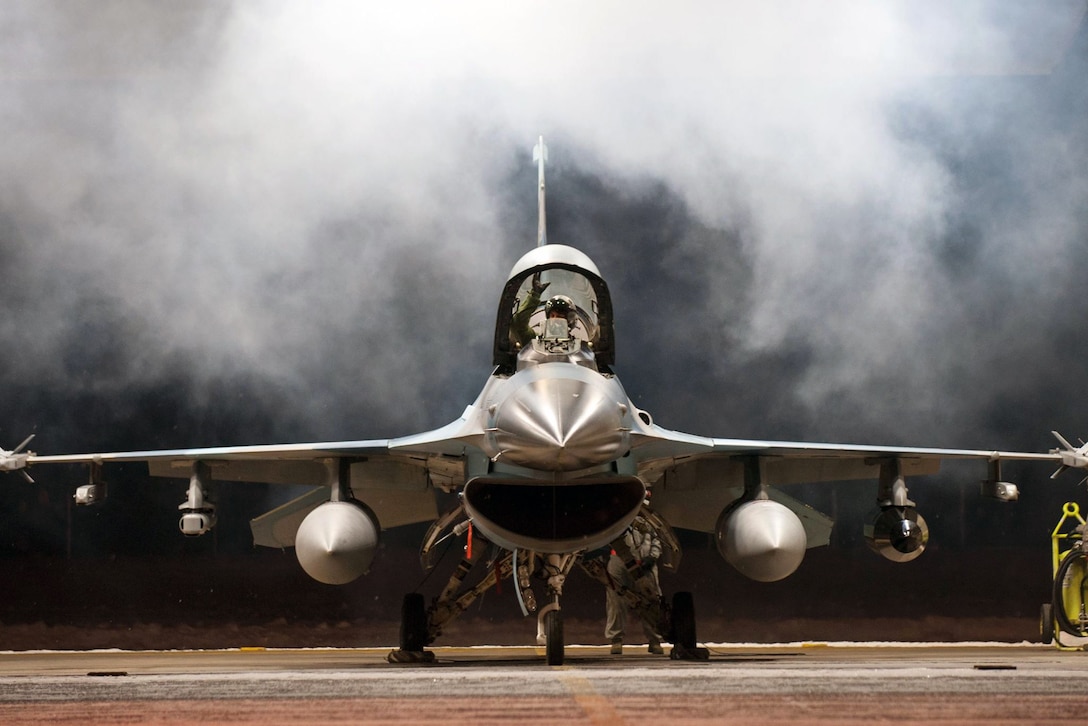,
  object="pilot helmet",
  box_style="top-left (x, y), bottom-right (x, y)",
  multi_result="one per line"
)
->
top-left (544, 295), bottom-right (575, 320)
